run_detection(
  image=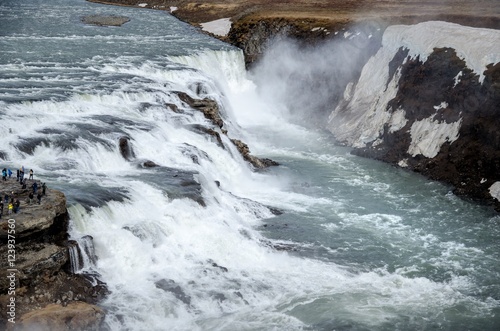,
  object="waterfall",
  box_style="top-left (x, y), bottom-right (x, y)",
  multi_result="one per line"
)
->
top-left (68, 235), bottom-right (97, 274)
